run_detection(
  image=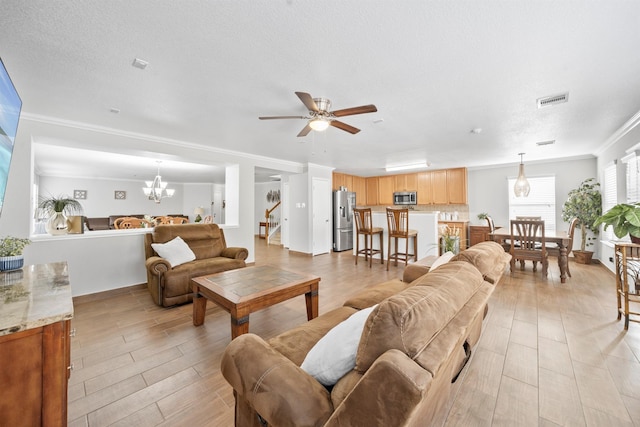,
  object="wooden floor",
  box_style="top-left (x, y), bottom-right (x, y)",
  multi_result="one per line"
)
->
top-left (68, 240), bottom-right (640, 427)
